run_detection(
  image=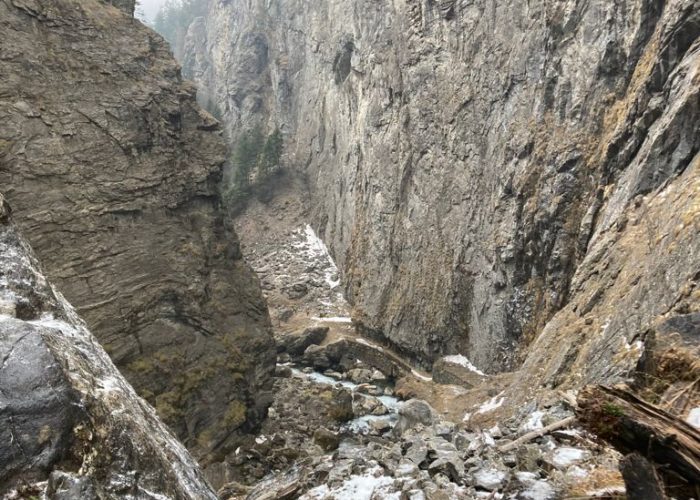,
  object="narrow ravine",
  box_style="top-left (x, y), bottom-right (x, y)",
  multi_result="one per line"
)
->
top-left (222, 180), bottom-right (631, 499)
